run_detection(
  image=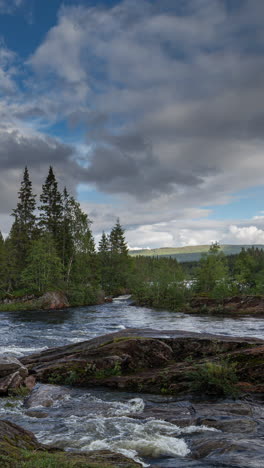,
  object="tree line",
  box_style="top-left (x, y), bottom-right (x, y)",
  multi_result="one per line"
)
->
top-left (1, 167), bottom-right (264, 310)
top-left (0, 167), bottom-right (131, 305)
